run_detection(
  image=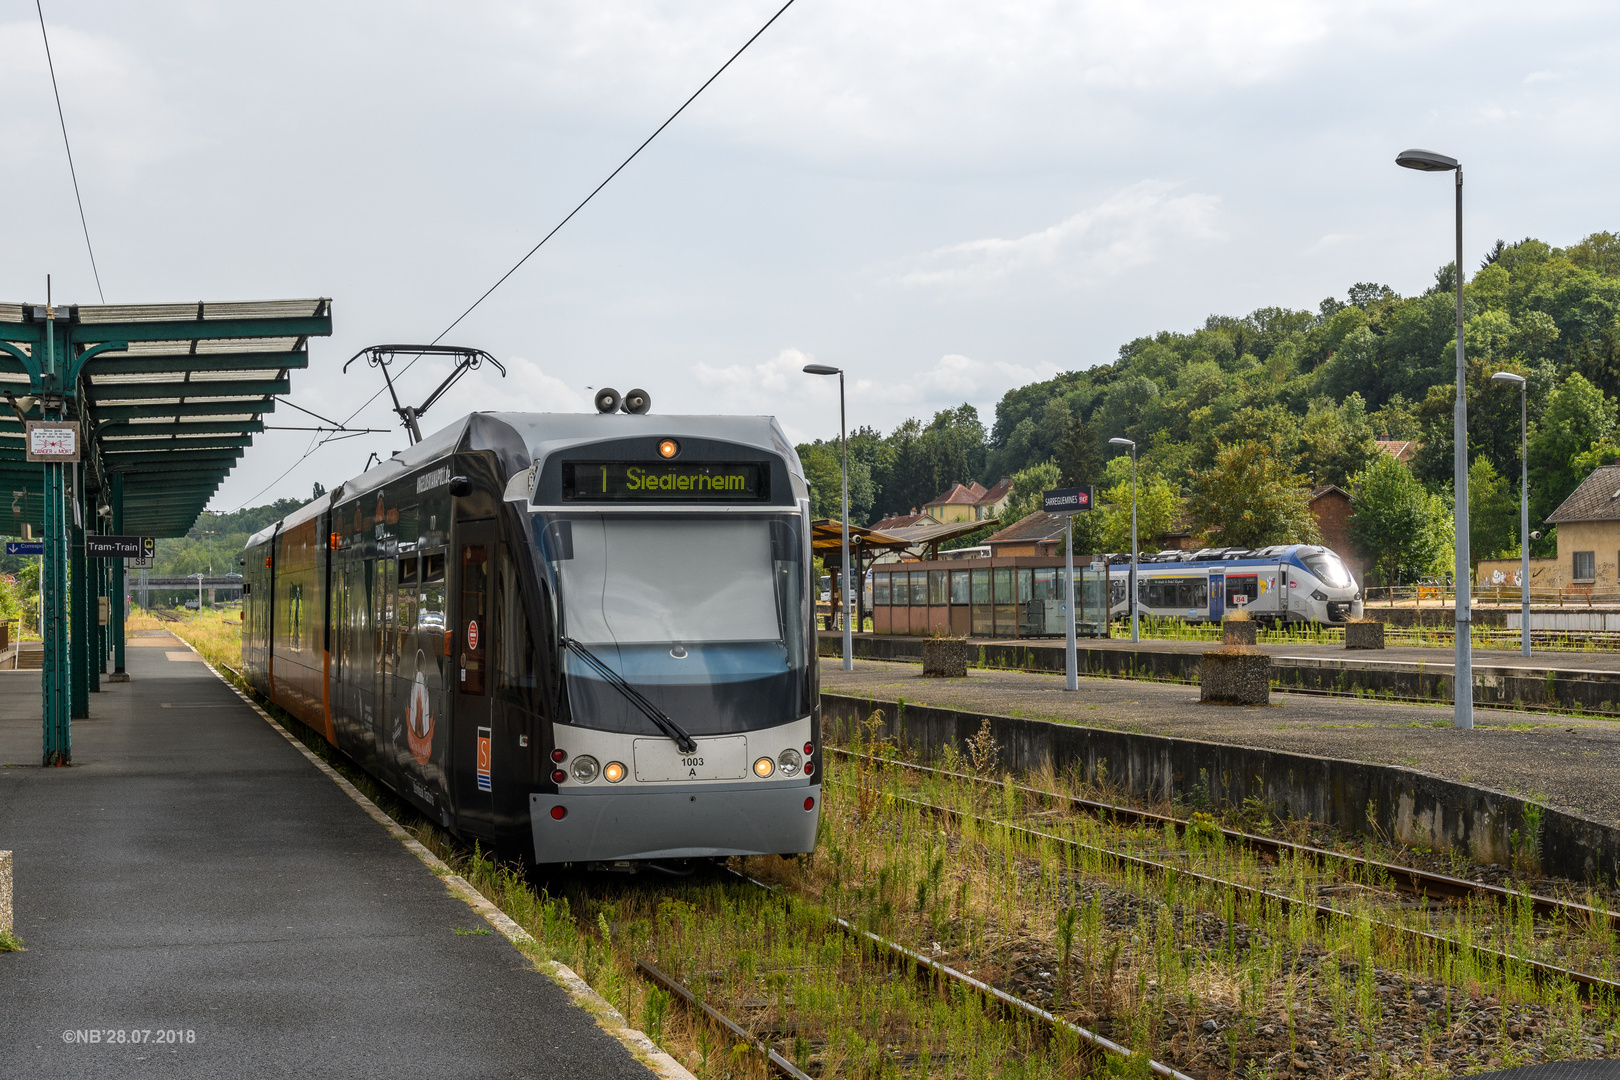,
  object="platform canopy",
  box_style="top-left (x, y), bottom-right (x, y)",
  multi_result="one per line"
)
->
top-left (810, 516), bottom-right (997, 564)
top-left (0, 299), bottom-right (332, 537)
